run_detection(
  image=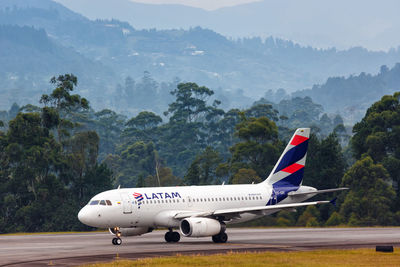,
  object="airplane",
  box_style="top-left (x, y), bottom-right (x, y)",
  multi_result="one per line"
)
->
top-left (78, 128), bottom-right (347, 245)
